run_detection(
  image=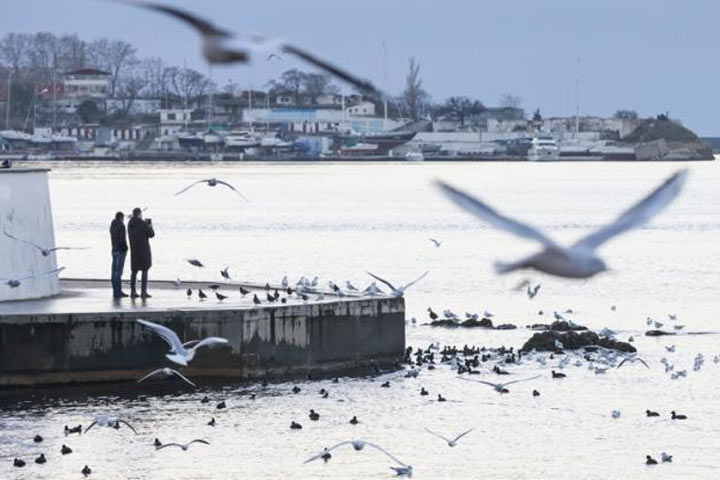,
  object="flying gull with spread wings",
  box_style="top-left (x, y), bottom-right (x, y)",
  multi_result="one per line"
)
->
top-left (366, 271), bottom-right (429, 298)
top-left (436, 169), bottom-right (688, 278)
top-left (136, 319), bottom-right (229, 366)
top-left (118, 1), bottom-right (385, 99)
